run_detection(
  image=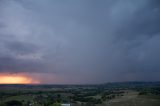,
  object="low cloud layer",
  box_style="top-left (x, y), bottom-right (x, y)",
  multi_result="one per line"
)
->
top-left (0, 0), bottom-right (160, 83)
